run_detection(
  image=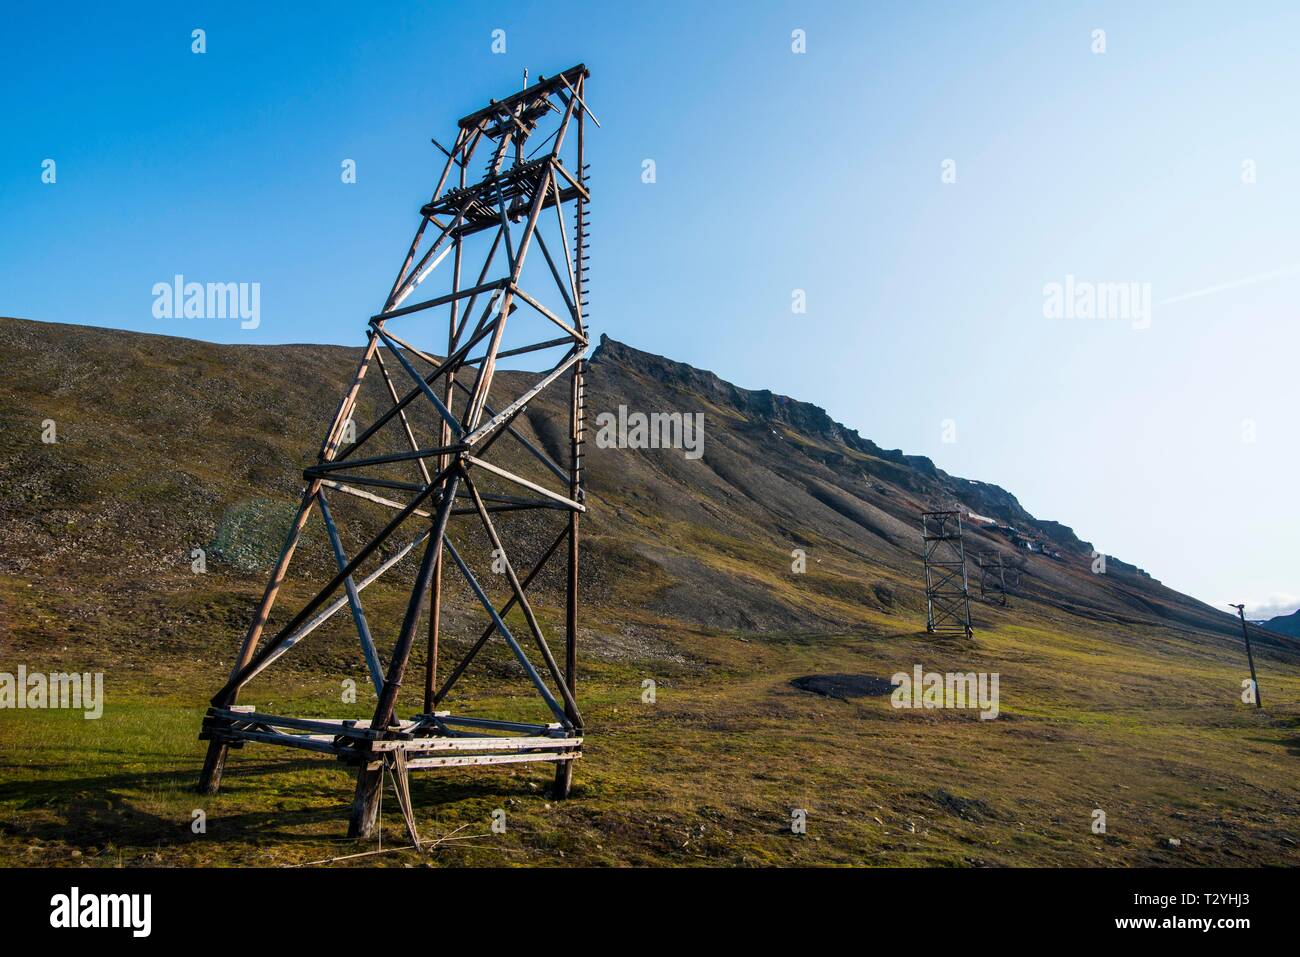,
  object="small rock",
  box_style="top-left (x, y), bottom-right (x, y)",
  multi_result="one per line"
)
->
top-left (1167, 837), bottom-right (1181, 848)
